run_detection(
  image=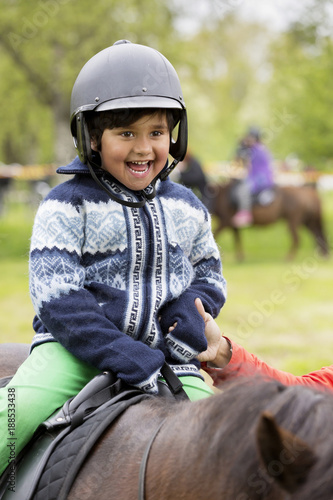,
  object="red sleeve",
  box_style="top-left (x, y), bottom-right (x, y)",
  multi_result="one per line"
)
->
top-left (201, 337), bottom-right (333, 392)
